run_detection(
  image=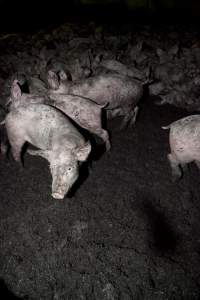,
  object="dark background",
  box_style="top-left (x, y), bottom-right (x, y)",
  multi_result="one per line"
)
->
top-left (0, 0), bottom-right (199, 33)
top-left (0, 1), bottom-right (200, 299)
